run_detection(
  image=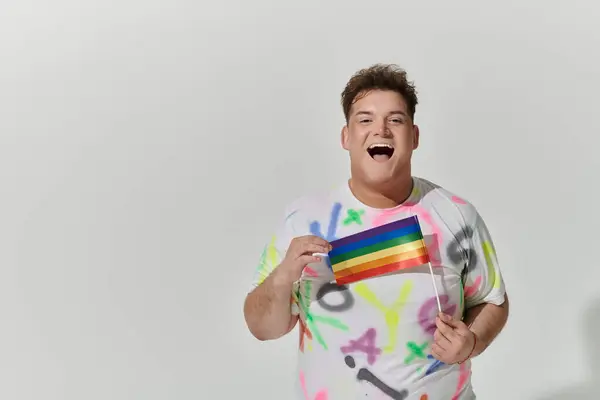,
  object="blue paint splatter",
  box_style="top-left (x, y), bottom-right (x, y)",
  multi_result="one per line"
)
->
top-left (425, 355), bottom-right (444, 376)
top-left (309, 202), bottom-right (342, 242)
top-left (285, 210), bottom-right (298, 222)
